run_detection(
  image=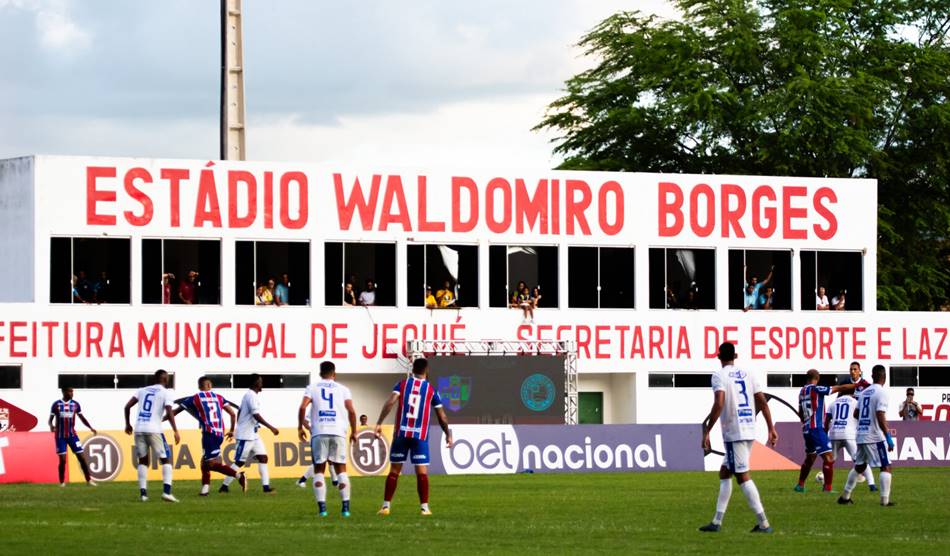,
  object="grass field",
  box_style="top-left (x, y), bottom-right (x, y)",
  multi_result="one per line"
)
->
top-left (1, 468), bottom-right (948, 554)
